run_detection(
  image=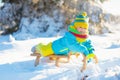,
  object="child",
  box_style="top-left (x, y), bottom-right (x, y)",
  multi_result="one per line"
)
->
top-left (33, 12), bottom-right (98, 71)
